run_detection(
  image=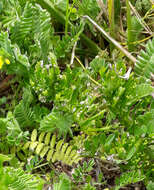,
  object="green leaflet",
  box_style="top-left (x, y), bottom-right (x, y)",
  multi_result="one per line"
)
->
top-left (31, 129), bottom-right (37, 142)
top-left (104, 134), bottom-right (115, 147)
top-left (14, 102), bottom-right (34, 128)
top-left (126, 146), bottom-right (136, 161)
top-left (0, 154), bottom-right (11, 165)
